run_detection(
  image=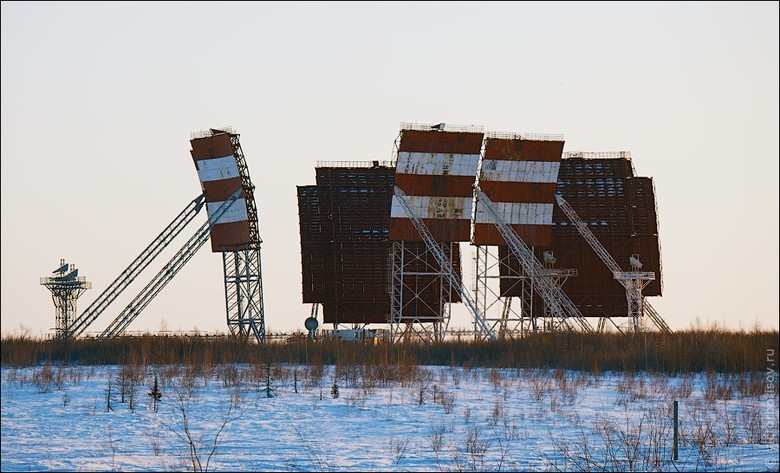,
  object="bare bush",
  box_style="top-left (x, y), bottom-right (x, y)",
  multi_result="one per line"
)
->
top-left (167, 380), bottom-right (243, 472)
top-left (32, 362), bottom-right (54, 393)
top-left (389, 436), bottom-right (410, 466)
